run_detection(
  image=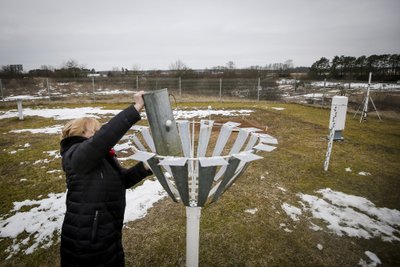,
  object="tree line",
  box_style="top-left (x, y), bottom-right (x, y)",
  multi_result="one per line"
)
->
top-left (310, 54), bottom-right (400, 81)
top-left (0, 59), bottom-right (305, 80)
